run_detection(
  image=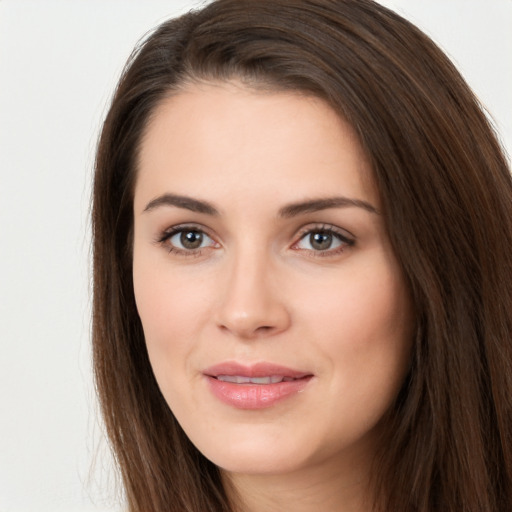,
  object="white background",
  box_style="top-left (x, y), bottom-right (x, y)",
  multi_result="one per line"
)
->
top-left (0, 1), bottom-right (510, 511)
